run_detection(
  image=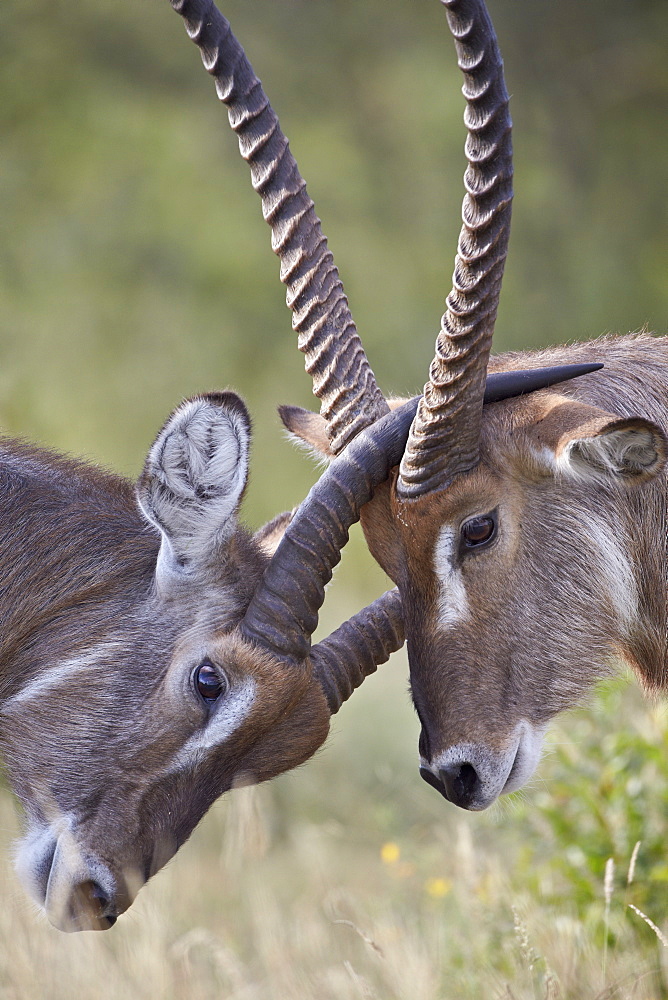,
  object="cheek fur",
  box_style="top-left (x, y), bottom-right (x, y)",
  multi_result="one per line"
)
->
top-left (0, 641), bottom-right (125, 712)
